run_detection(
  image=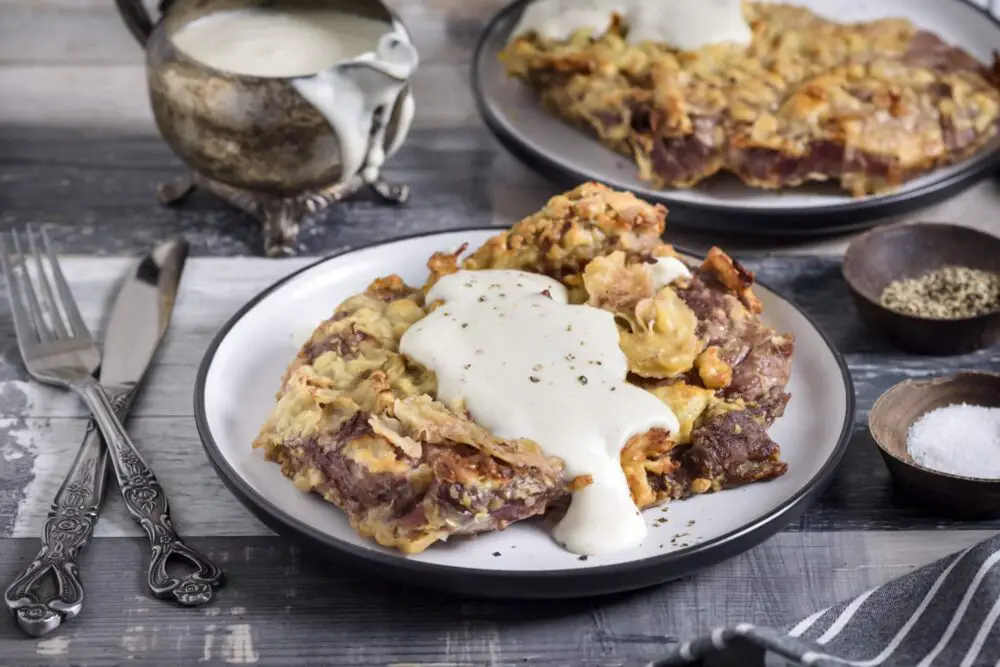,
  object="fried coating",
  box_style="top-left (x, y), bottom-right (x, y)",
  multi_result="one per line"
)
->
top-left (254, 183), bottom-right (791, 553)
top-left (500, 2), bottom-right (1000, 197)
